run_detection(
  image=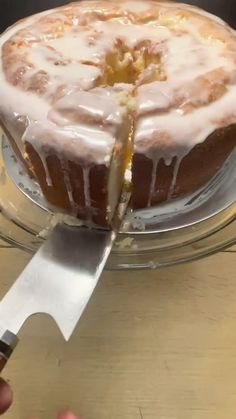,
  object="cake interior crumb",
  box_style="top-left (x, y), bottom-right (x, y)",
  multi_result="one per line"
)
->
top-left (102, 41), bottom-right (166, 86)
